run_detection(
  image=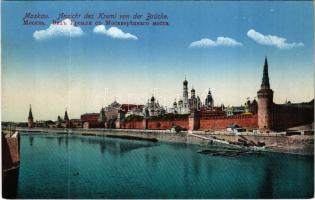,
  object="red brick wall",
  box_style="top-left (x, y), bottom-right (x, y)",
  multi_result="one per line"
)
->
top-left (121, 120), bottom-right (144, 129)
top-left (147, 119), bottom-right (189, 130)
top-left (120, 116), bottom-right (258, 131)
top-left (273, 104), bottom-right (314, 131)
top-left (121, 118), bottom-right (189, 130)
top-left (200, 114), bottom-right (258, 130)
top-left (105, 109), bottom-right (119, 120)
top-left (81, 114), bottom-right (99, 121)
